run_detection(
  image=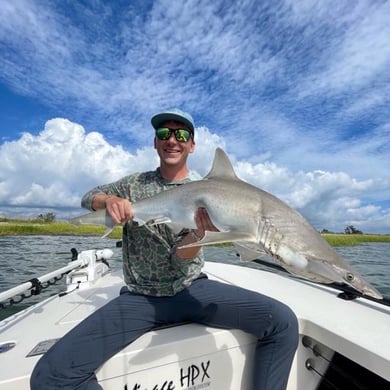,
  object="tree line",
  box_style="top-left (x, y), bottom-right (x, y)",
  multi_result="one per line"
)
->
top-left (321, 225), bottom-right (363, 234)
